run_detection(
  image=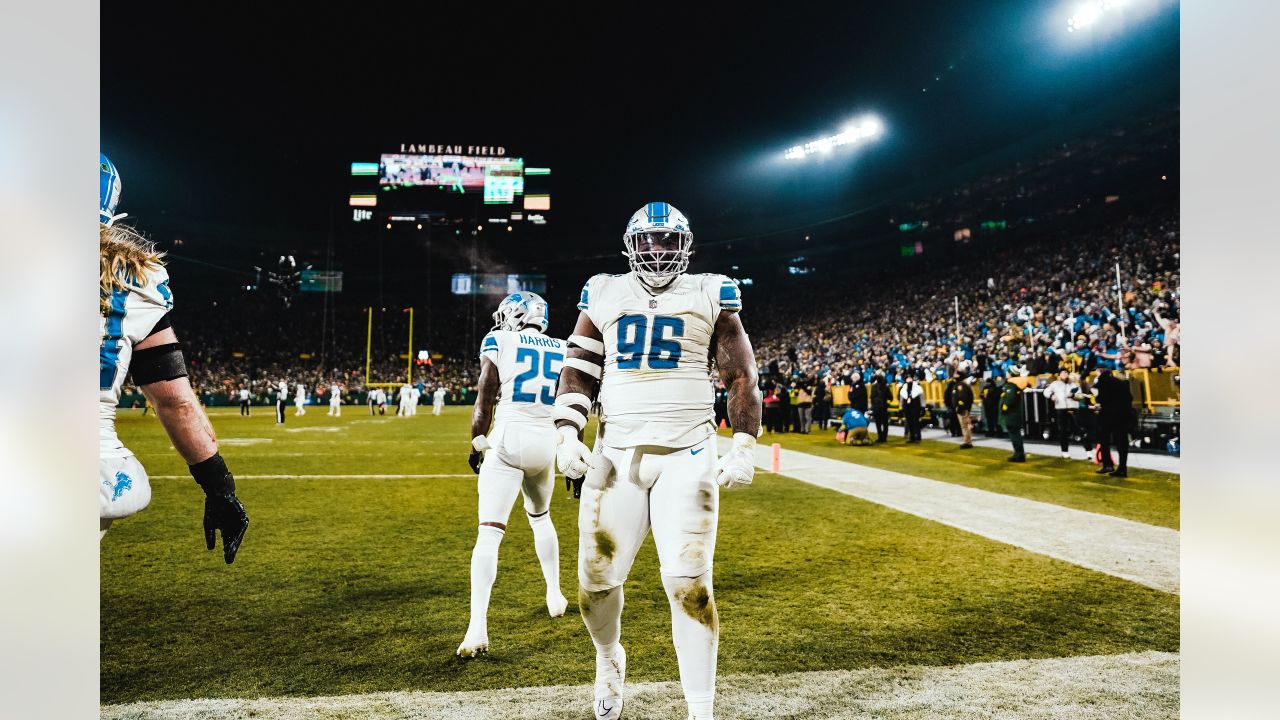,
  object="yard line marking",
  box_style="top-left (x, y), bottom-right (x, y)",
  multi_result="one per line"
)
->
top-left (149, 474), bottom-right (473, 480)
top-left (1007, 470), bottom-right (1054, 479)
top-left (725, 438), bottom-right (1179, 593)
top-left (100, 650), bottom-right (1178, 720)
top-left (1081, 481), bottom-right (1151, 494)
